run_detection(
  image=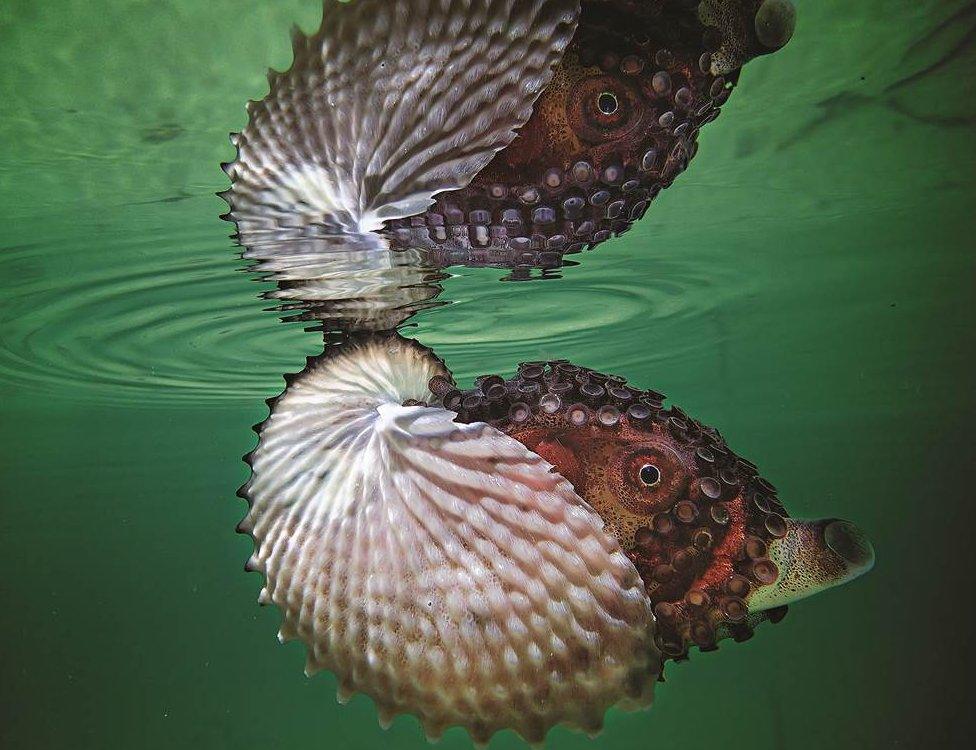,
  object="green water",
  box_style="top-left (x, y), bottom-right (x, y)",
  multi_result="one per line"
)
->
top-left (2, 1), bottom-right (974, 747)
